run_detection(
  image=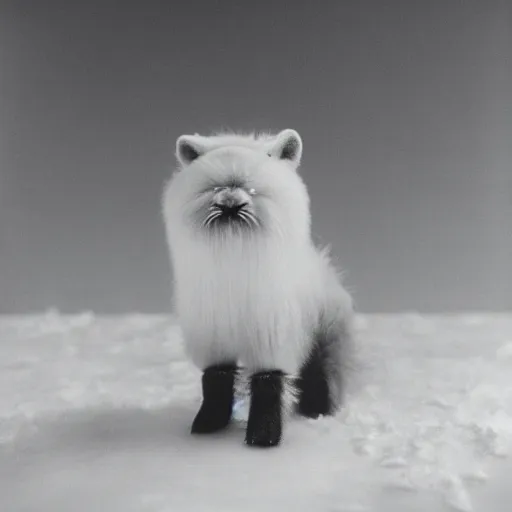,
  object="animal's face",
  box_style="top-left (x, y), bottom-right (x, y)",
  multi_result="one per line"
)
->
top-left (164, 129), bottom-right (311, 243)
top-left (202, 184), bottom-right (259, 231)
